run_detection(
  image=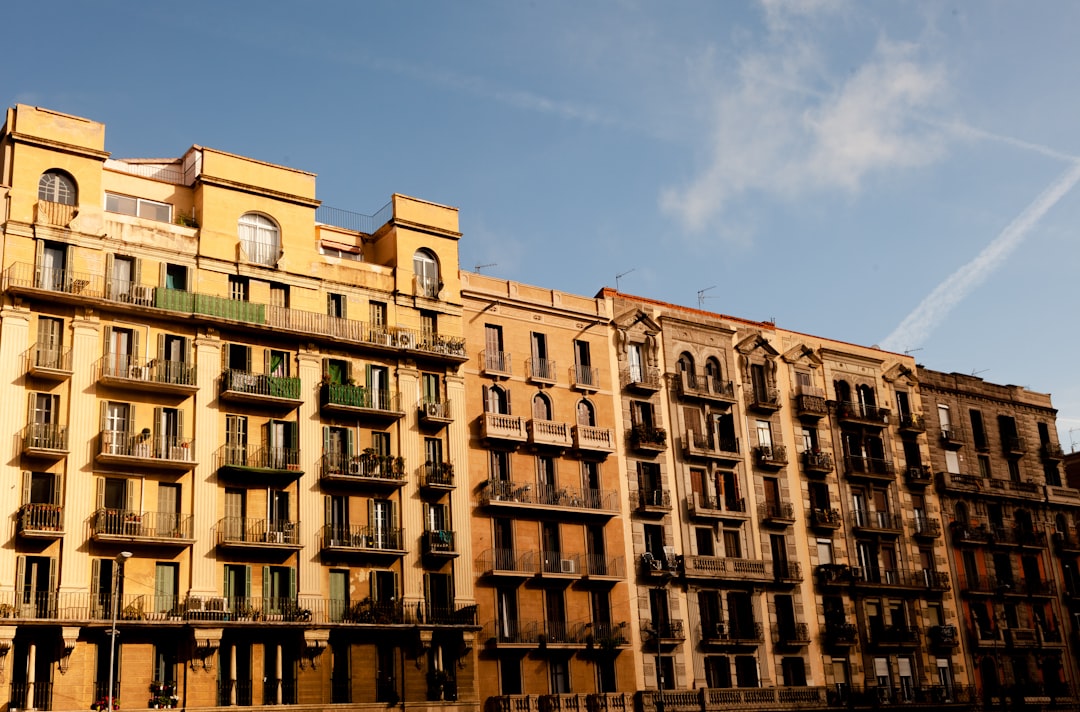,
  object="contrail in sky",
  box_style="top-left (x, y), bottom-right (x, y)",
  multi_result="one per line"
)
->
top-left (881, 160), bottom-right (1080, 353)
